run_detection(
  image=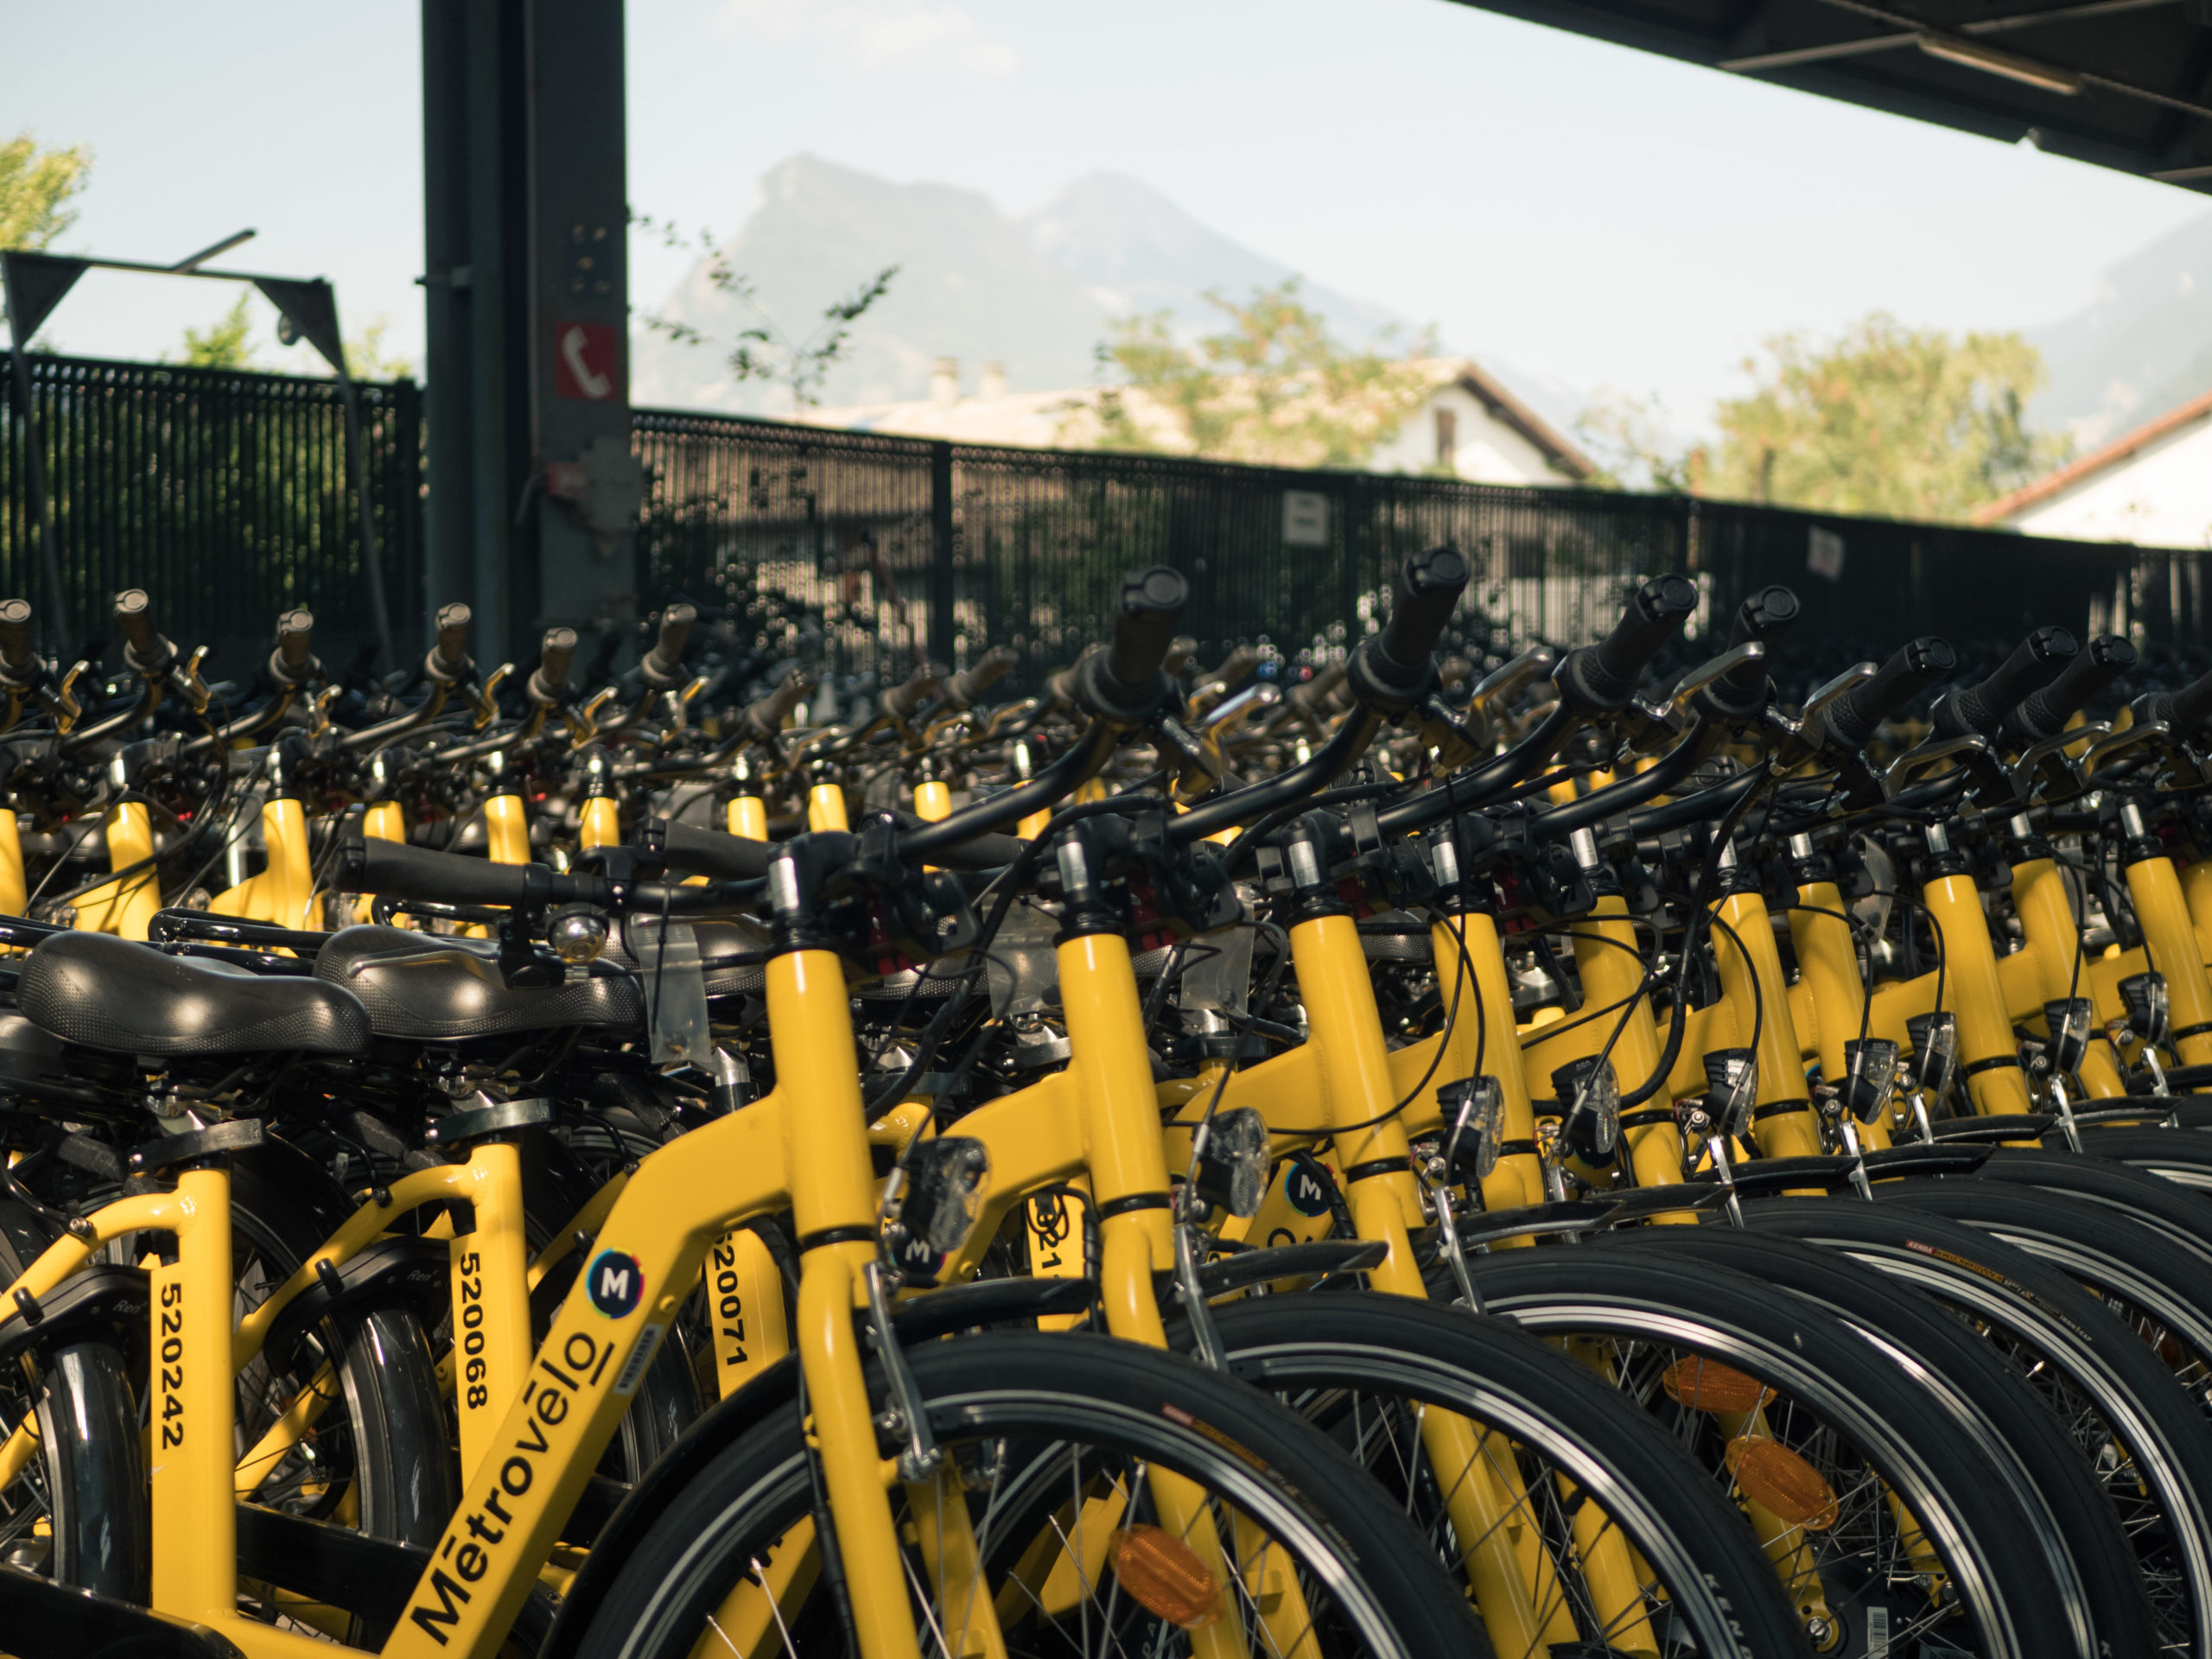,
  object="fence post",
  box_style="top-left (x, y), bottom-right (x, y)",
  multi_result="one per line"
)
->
top-left (929, 440), bottom-right (956, 666)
